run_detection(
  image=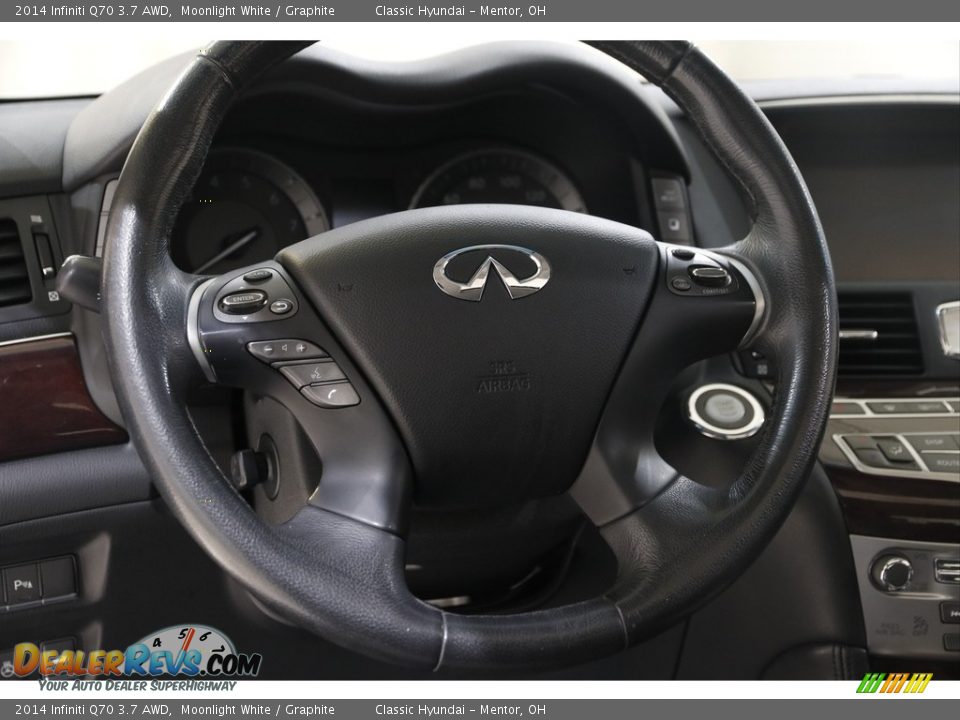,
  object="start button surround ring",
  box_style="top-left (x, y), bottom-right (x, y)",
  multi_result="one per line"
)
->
top-left (687, 382), bottom-right (766, 440)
